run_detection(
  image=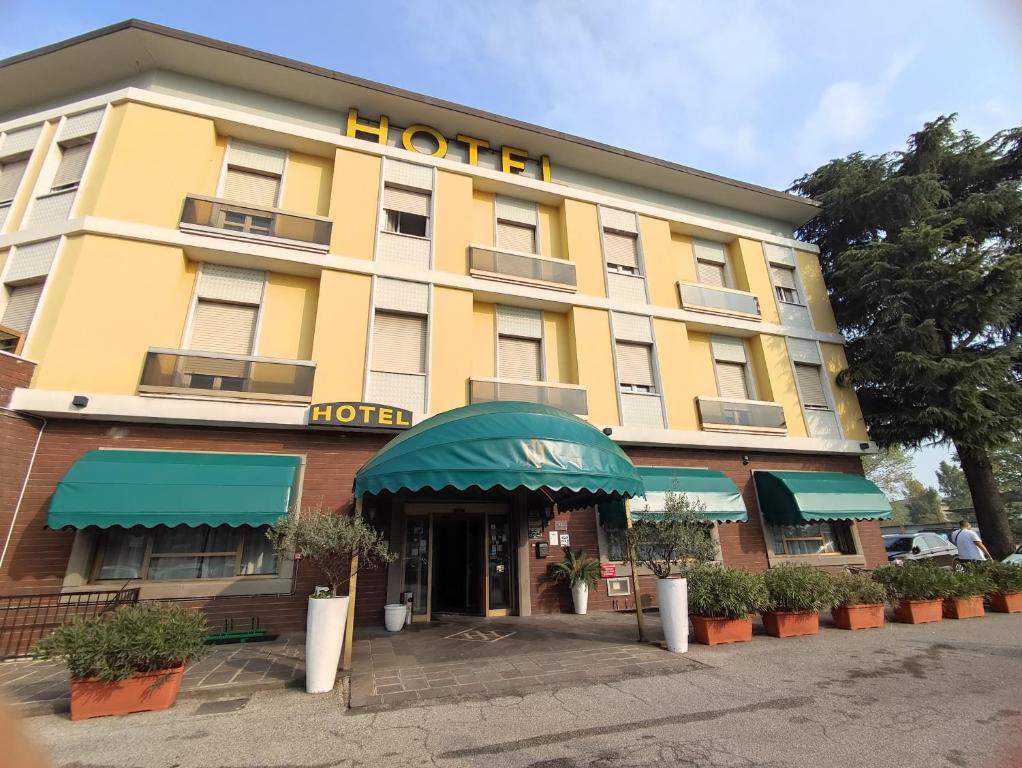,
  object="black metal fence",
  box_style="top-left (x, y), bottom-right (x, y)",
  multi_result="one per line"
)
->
top-left (0, 588), bottom-right (140, 660)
